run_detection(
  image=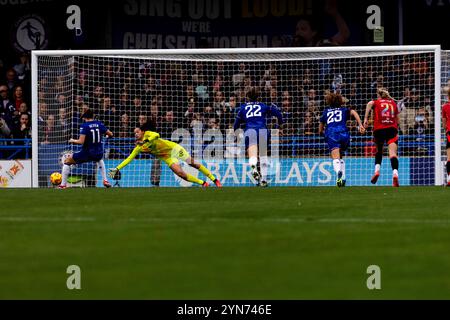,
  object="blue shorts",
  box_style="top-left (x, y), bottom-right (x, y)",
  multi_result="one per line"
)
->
top-left (325, 130), bottom-right (350, 152)
top-left (72, 150), bottom-right (103, 164)
top-left (244, 128), bottom-right (270, 150)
